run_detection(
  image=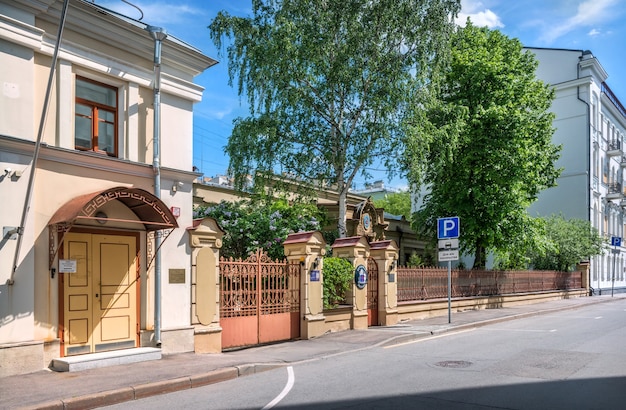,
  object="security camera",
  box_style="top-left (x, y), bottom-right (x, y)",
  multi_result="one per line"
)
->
top-left (4, 168), bottom-right (12, 175)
